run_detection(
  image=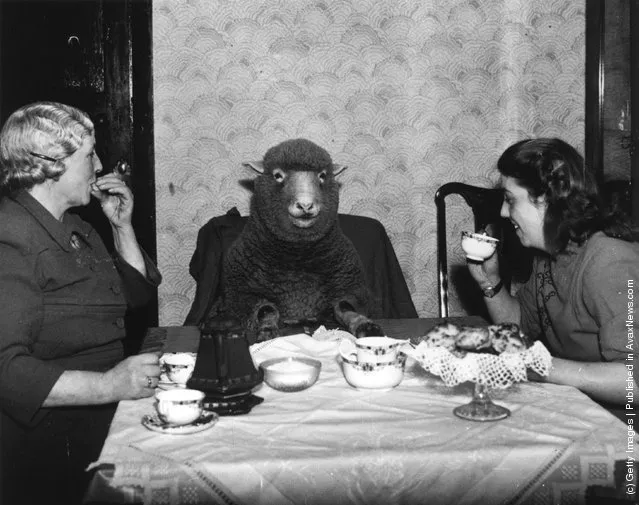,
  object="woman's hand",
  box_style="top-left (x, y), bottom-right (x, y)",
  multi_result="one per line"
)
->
top-left (466, 241), bottom-right (521, 326)
top-left (92, 173), bottom-right (147, 275)
top-left (43, 352), bottom-right (162, 407)
top-left (103, 352), bottom-right (162, 400)
top-left (91, 174), bottom-right (134, 229)
top-left (467, 249), bottom-right (501, 288)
